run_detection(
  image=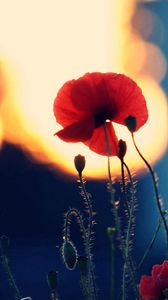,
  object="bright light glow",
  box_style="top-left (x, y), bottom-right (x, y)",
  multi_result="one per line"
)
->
top-left (0, 0), bottom-right (167, 179)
